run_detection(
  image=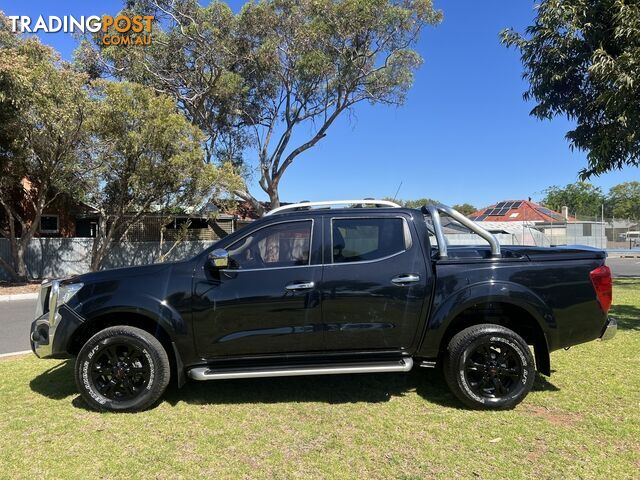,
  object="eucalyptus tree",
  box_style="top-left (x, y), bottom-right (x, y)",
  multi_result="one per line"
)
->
top-left (84, 0), bottom-right (442, 213)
